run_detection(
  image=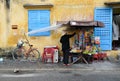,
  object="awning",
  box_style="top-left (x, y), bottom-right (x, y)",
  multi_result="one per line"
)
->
top-left (57, 21), bottom-right (104, 27)
top-left (104, 2), bottom-right (120, 6)
top-left (104, 2), bottom-right (120, 8)
top-left (70, 21), bottom-right (104, 27)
